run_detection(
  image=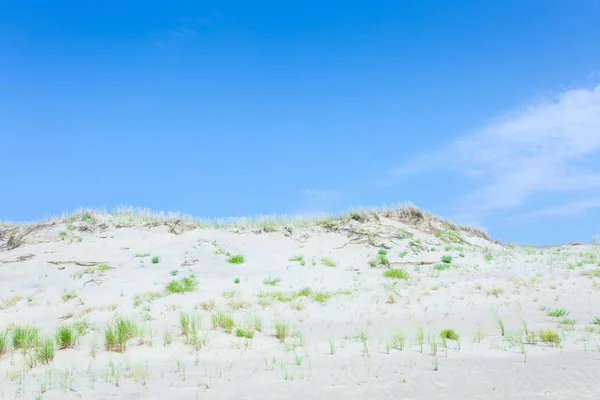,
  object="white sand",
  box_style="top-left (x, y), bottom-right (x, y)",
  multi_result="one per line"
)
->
top-left (1, 211), bottom-right (600, 399)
